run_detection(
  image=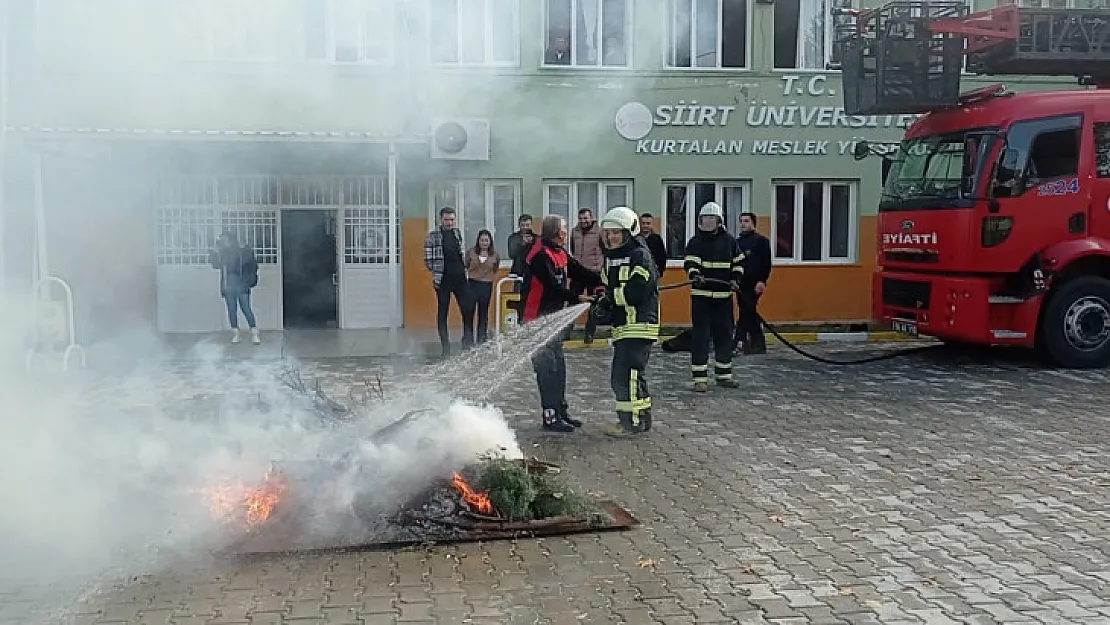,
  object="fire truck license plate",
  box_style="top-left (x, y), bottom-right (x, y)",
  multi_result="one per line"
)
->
top-left (891, 319), bottom-right (918, 337)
